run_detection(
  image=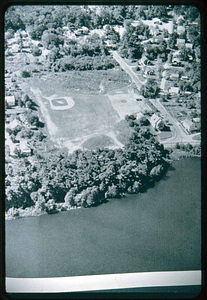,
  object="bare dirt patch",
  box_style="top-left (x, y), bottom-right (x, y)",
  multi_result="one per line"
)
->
top-left (108, 92), bottom-right (151, 120)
